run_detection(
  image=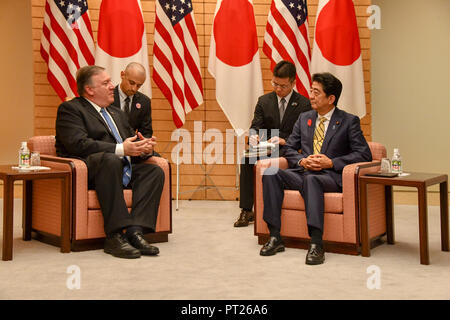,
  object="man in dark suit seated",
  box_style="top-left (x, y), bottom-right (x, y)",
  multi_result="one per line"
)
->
top-left (260, 72), bottom-right (372, 265)
top-left (234, 60), bottom-right (311, 227)
top-left (55, 65), bottom-right (164, 259)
